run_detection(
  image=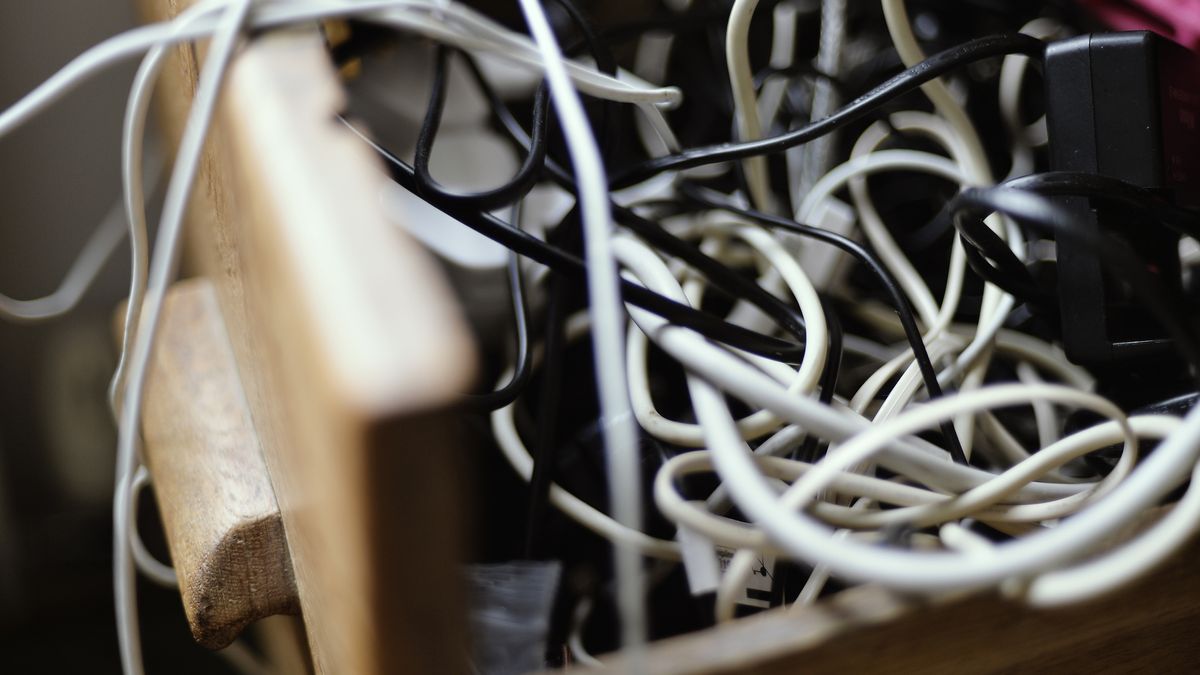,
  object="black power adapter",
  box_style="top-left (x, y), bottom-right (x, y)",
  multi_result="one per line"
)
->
top-left (1044, 31), bottom-right (1200, 368)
